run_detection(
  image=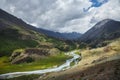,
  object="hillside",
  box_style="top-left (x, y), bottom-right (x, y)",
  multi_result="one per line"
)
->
top-left (80, 19), bottom-right (120, 47)
top-left (34, 19), bottom-right (120, 80)
top-left (39, 38), bottom-right (120, 80)
top-left (0, 8), bottom-right (81, 40)
top-left (0, 9), bottom-right (77, 74)
top-left (1, 8), bottom-right (120, 80)
top-left (0, 9), bottom-right (77, 57)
